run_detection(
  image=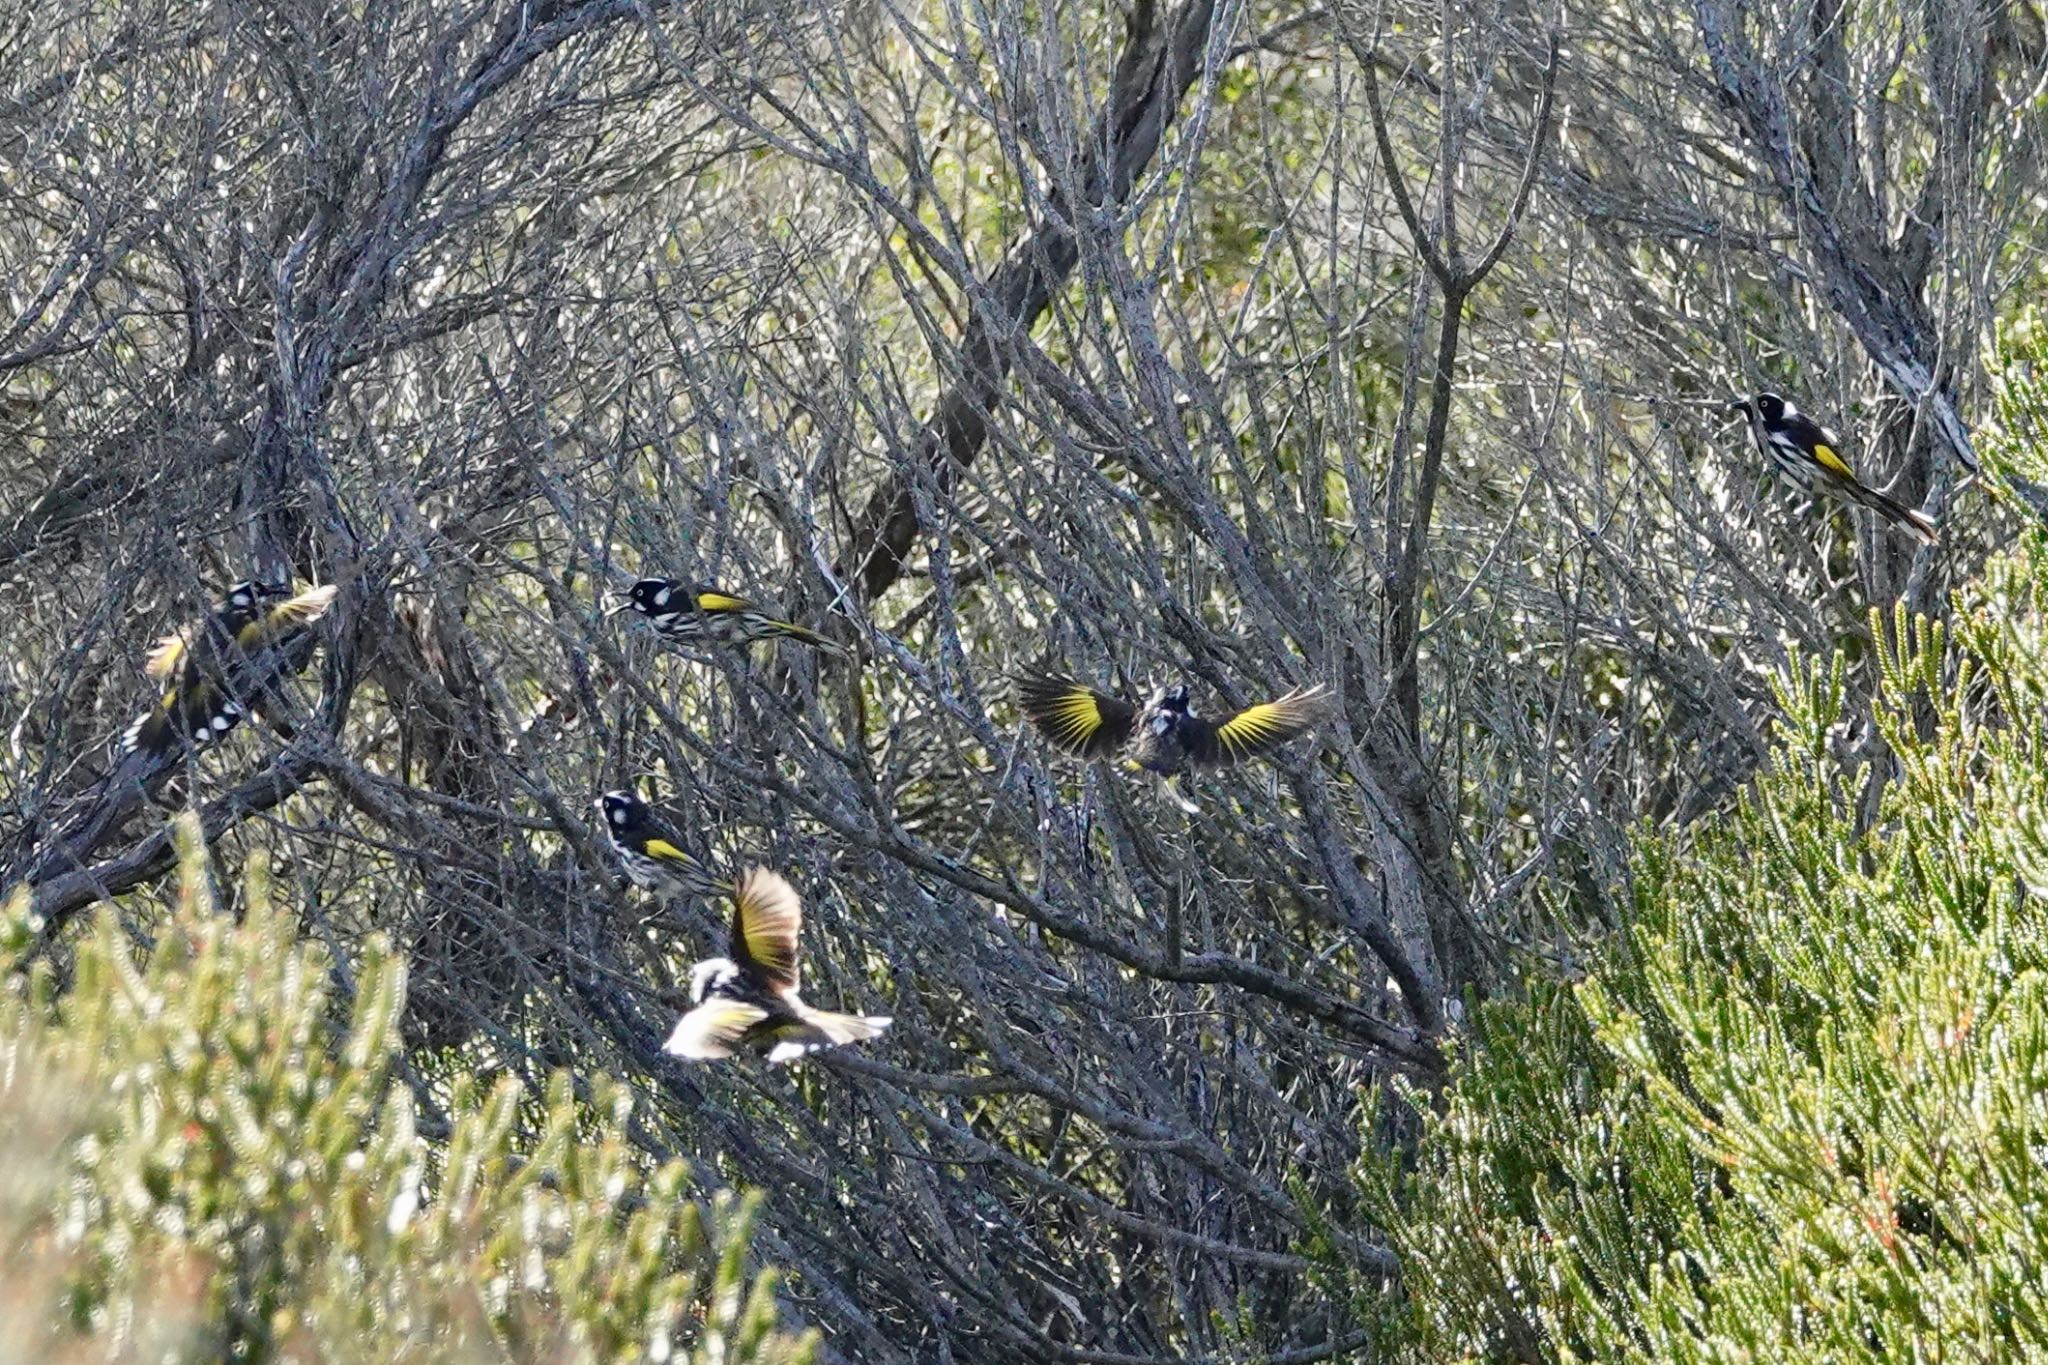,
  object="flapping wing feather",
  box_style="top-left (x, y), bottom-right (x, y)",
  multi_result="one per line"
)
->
top-left (1015, 676), bottom-right (1137, 759)
top-left (238, 584), bottom-right (338, 649)
top-left (729, 866), bottom-right (803, 992)
top-left (144, 628), bottom-right (194, 681)
top-left (663, 998), bottom-right (771, 1060)
top-left (1187, 685), bottom-right (1330, 766)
